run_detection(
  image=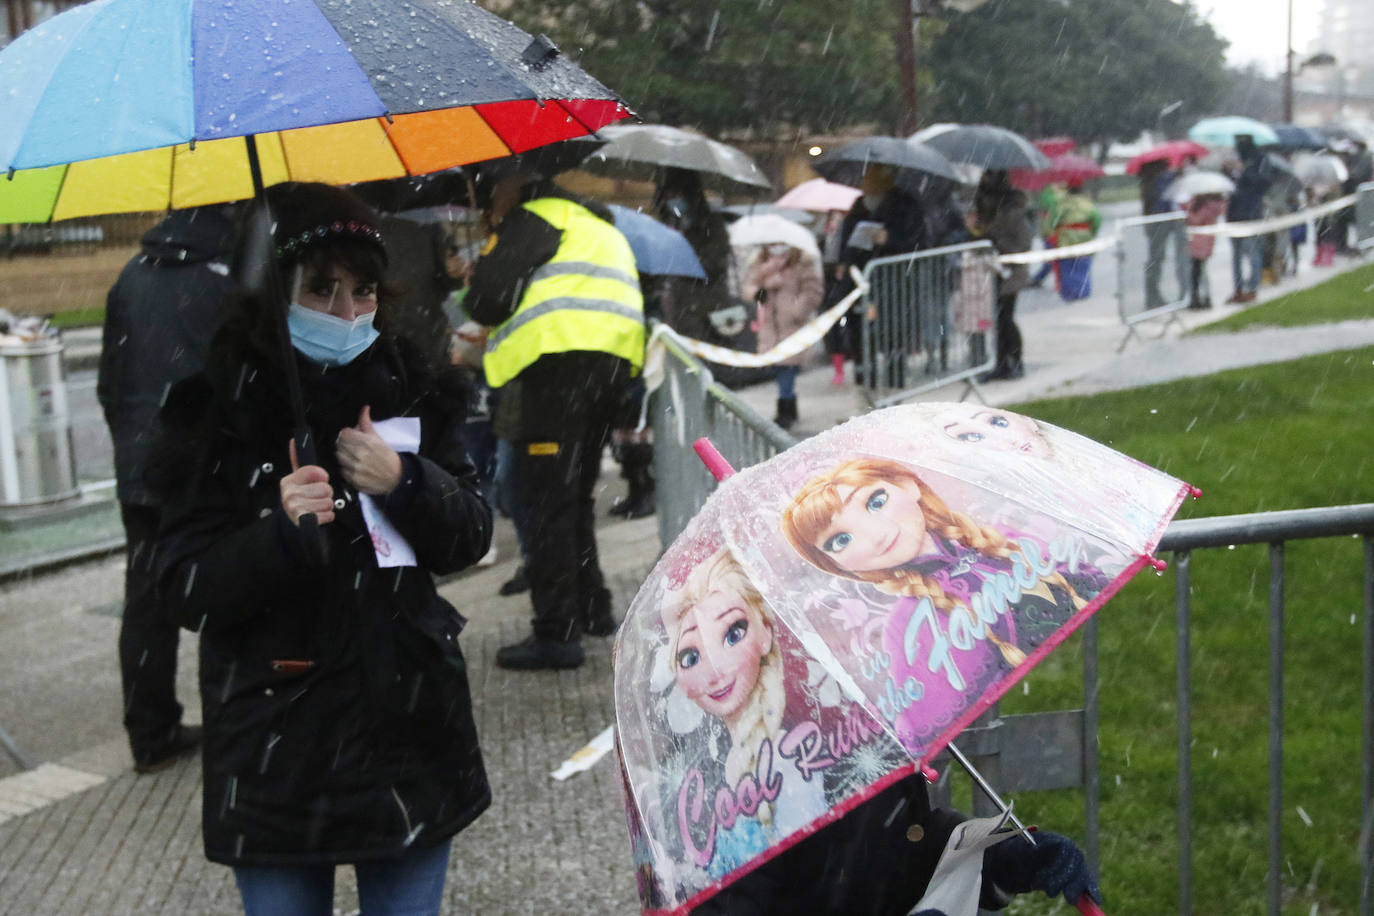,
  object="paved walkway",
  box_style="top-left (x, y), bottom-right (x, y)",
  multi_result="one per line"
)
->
top-left (0, 254), bottom-right (1370, 914)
